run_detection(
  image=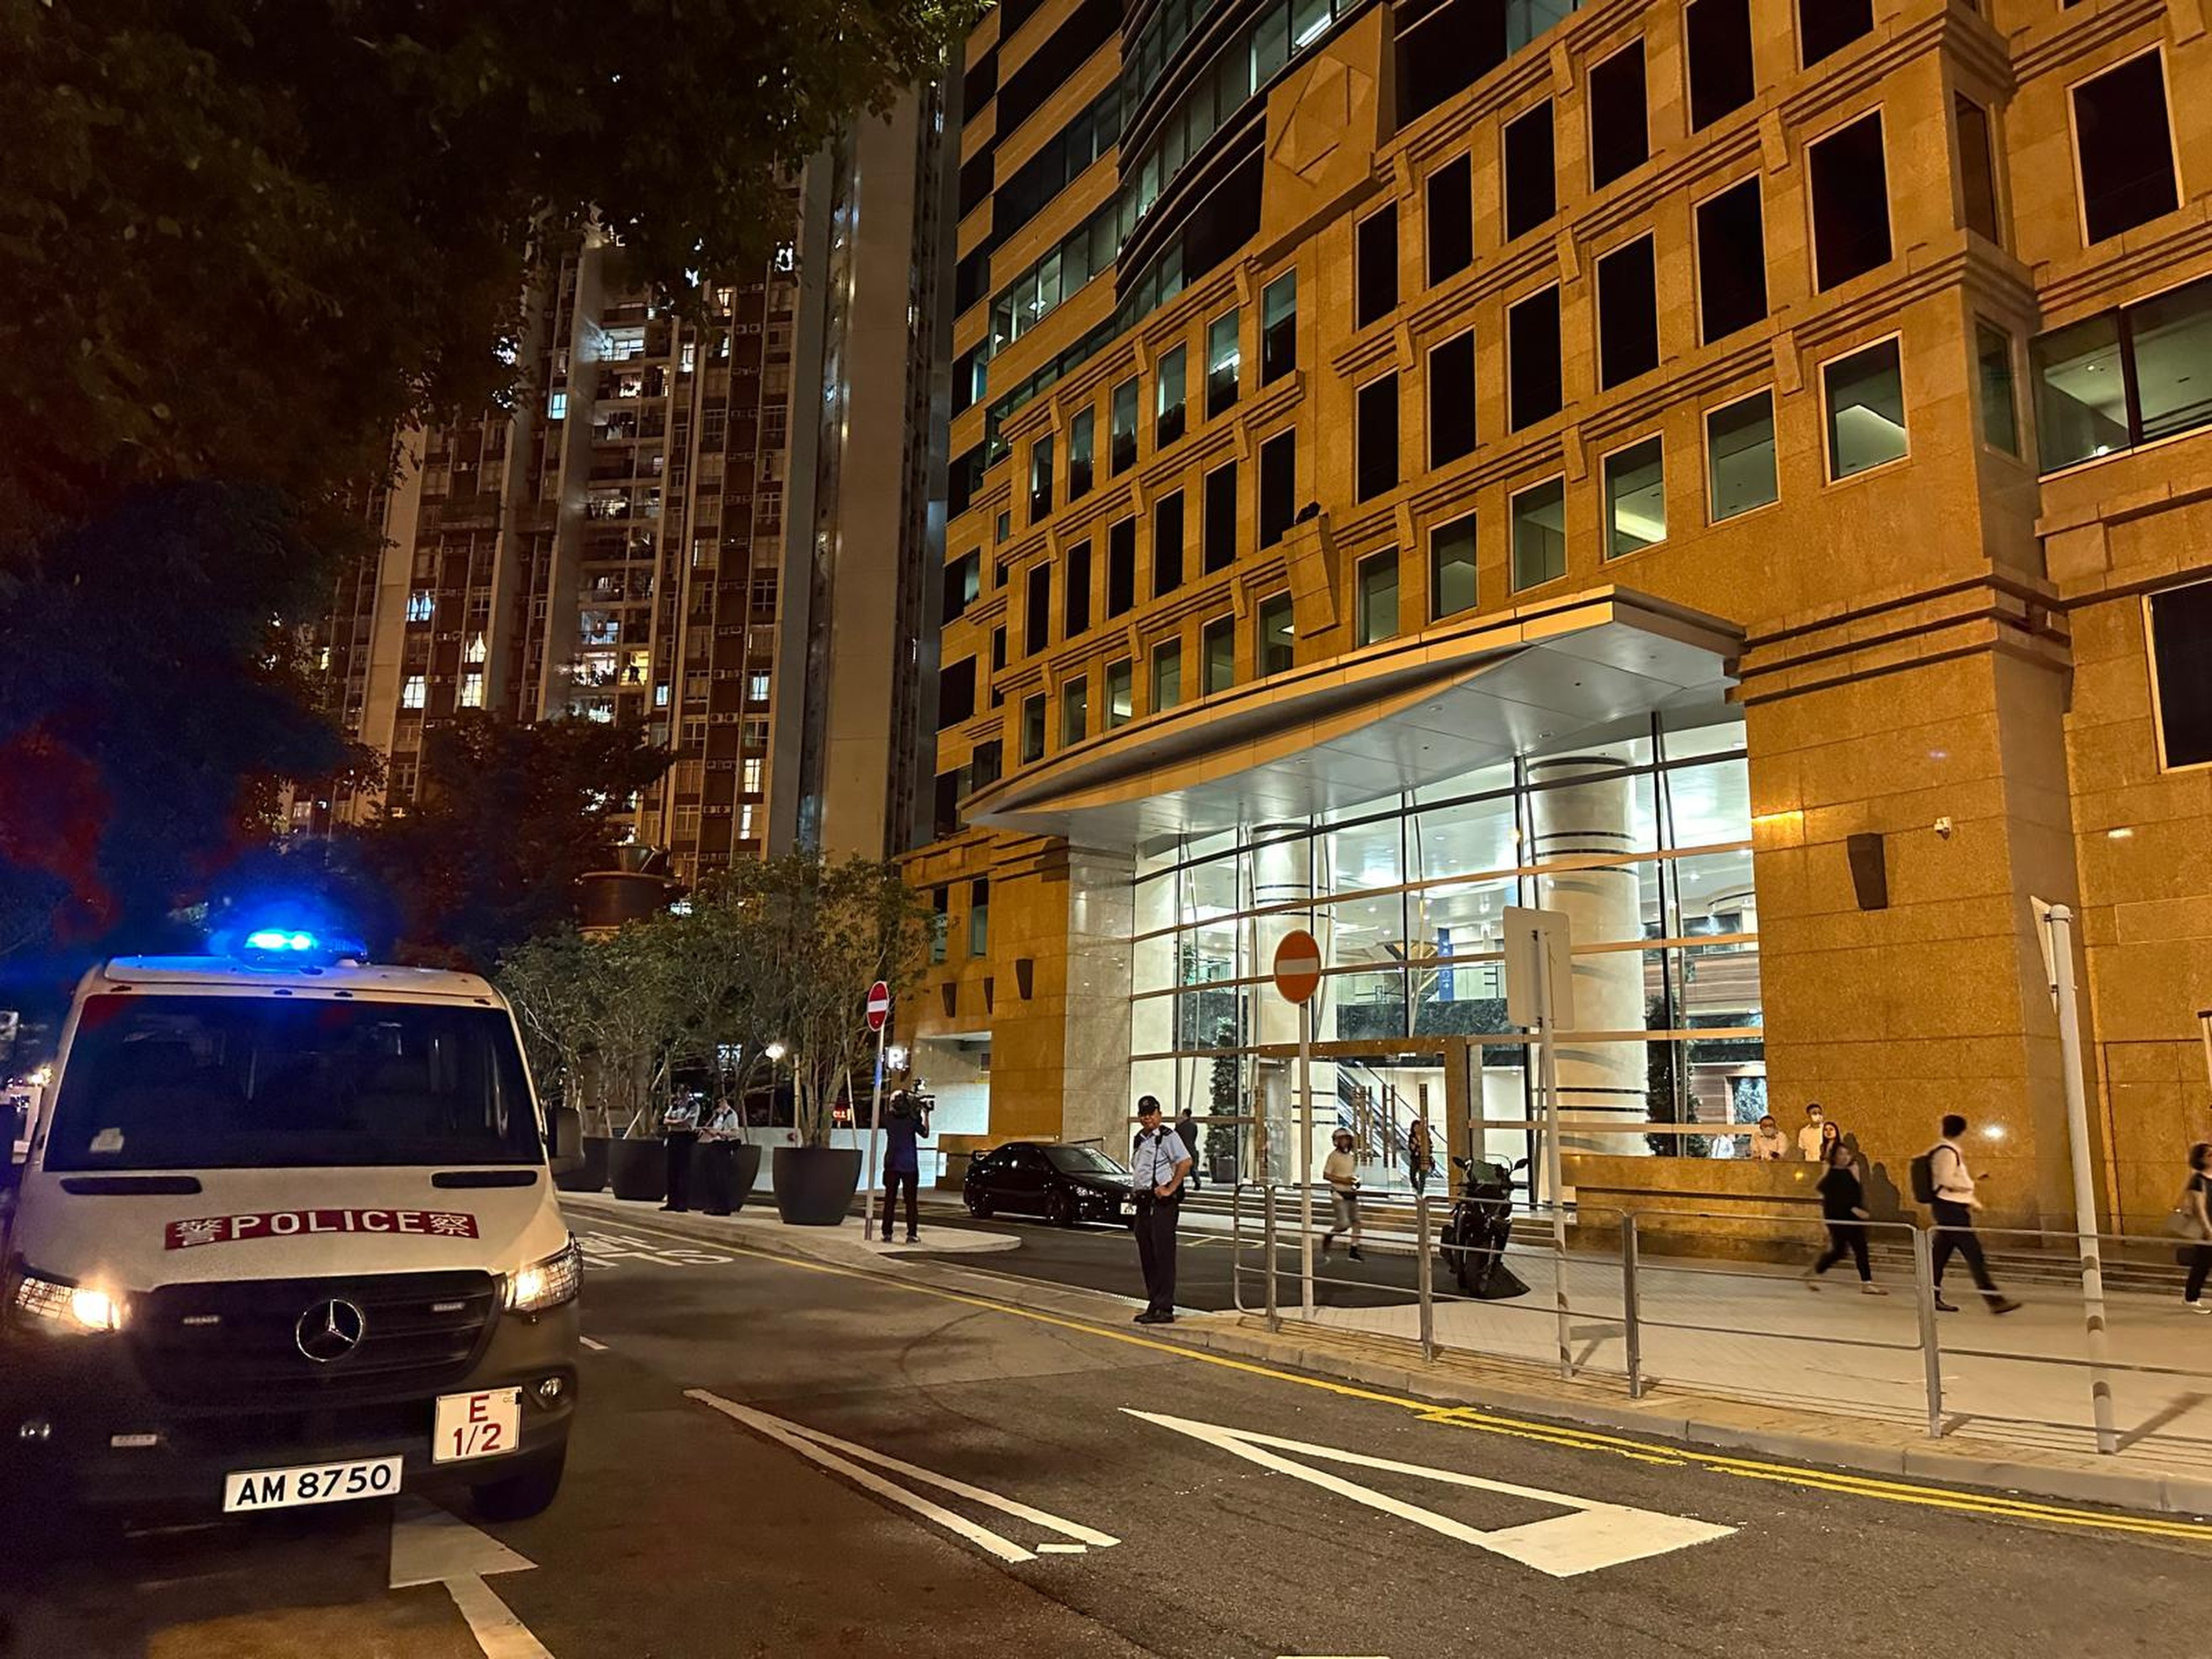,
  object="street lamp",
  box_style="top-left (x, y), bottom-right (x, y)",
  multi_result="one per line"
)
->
top-left (765, 1042), bottom-right (786, 1063)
